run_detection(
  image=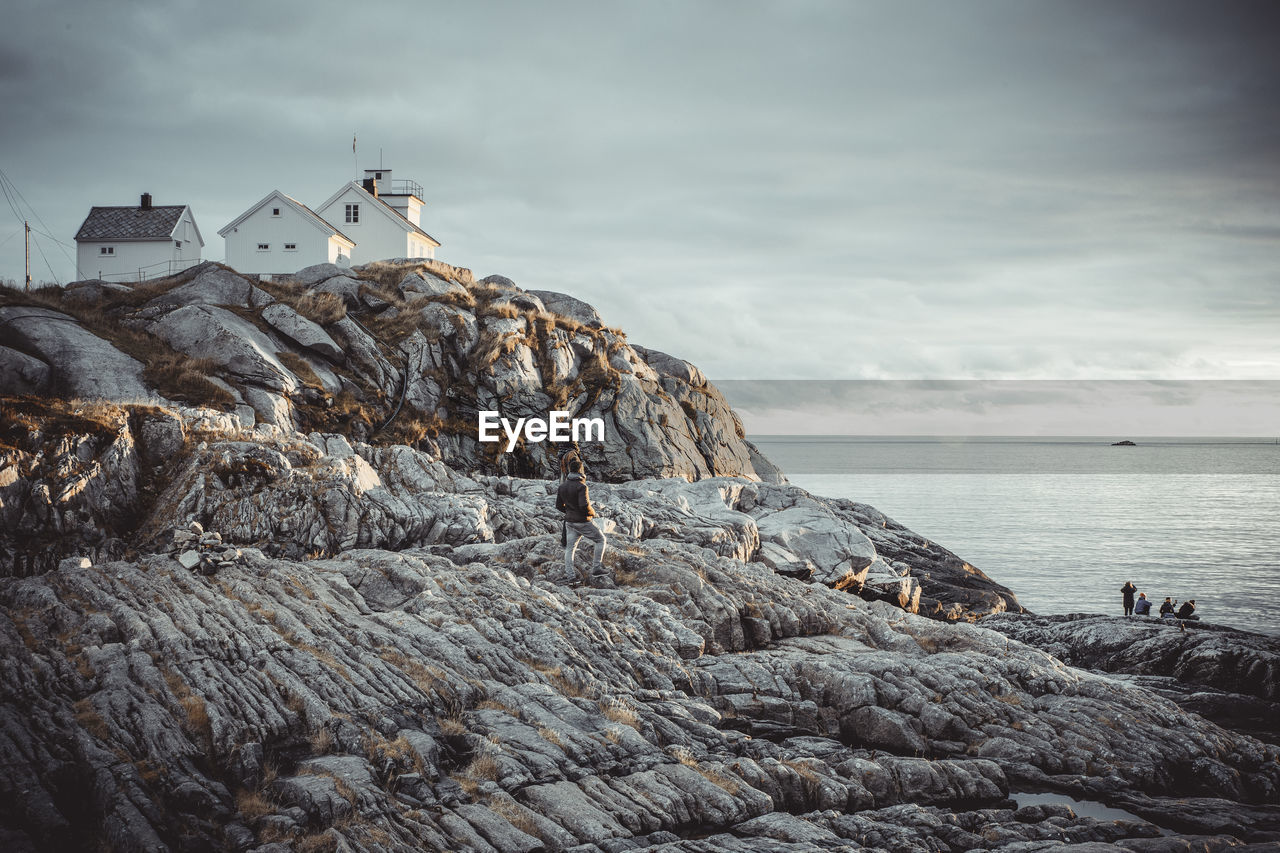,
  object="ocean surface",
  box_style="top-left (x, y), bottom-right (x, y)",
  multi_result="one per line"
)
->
top-left (751, 436), bottom-right (1280, 636)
